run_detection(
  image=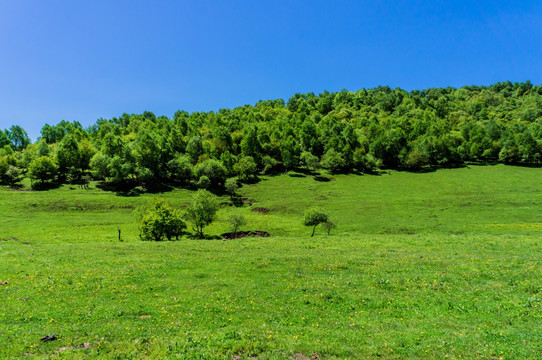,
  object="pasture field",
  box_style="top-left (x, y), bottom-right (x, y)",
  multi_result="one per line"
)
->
top-left (0, 165), bottom-right (541, 359)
